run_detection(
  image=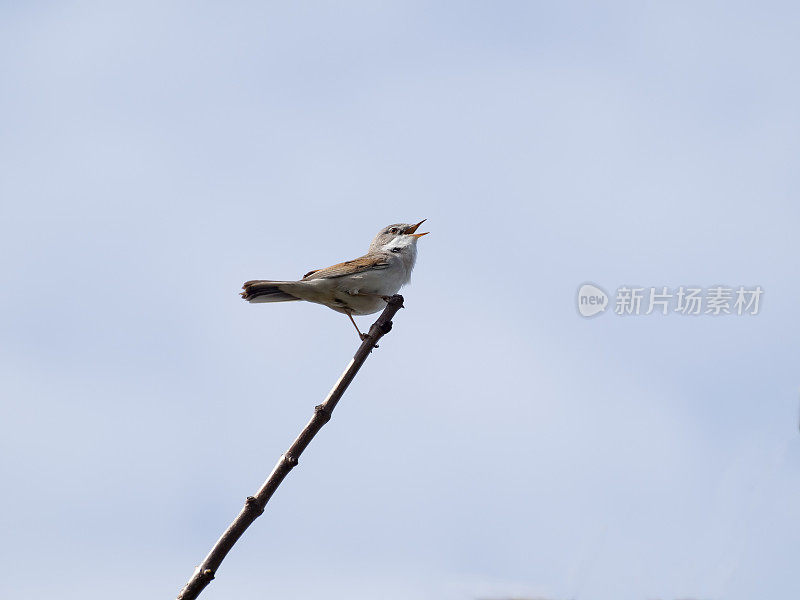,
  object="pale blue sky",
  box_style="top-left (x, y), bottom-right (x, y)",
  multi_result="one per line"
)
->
top-left (2, 2), bottom-right (799, 599)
